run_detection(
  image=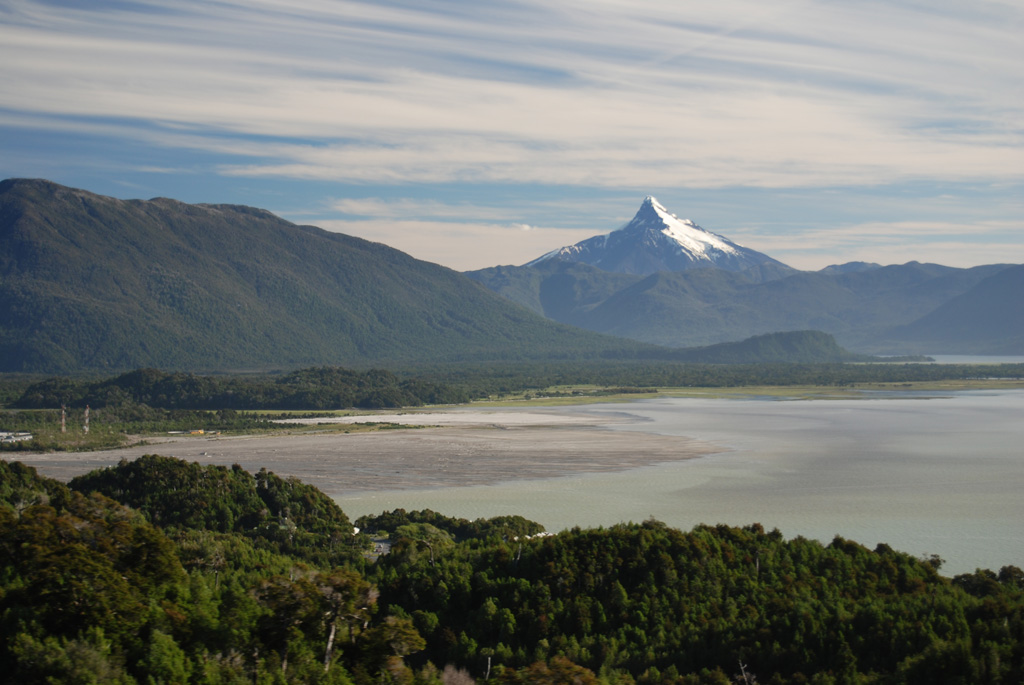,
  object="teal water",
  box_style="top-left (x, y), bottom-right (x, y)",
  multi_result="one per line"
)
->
top-left (337, 390), bottom-right (1024, 576)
